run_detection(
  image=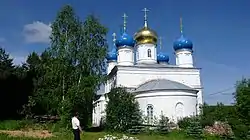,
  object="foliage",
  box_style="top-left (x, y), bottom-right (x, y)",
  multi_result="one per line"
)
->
top-left (18, 5), bottom-right (108, 128)
top-left (200, 103), bottom-right (237, 128)
top-left (235, 79), bottom-right (250, 125)
top-left (177, 117), bottom-right (193, 130)
top-left (233, 78), bottom-right (250, 139)
top-left (0, 48), bottom-right (33, 120)
top-left (204, 121), bottom-right (234, 139)
top-left (105, 87), bottom-right (142, 132)
top-left (157, 114), bottom-right (170, 134)
top-left (183, 116), bottom-right (203, 140)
